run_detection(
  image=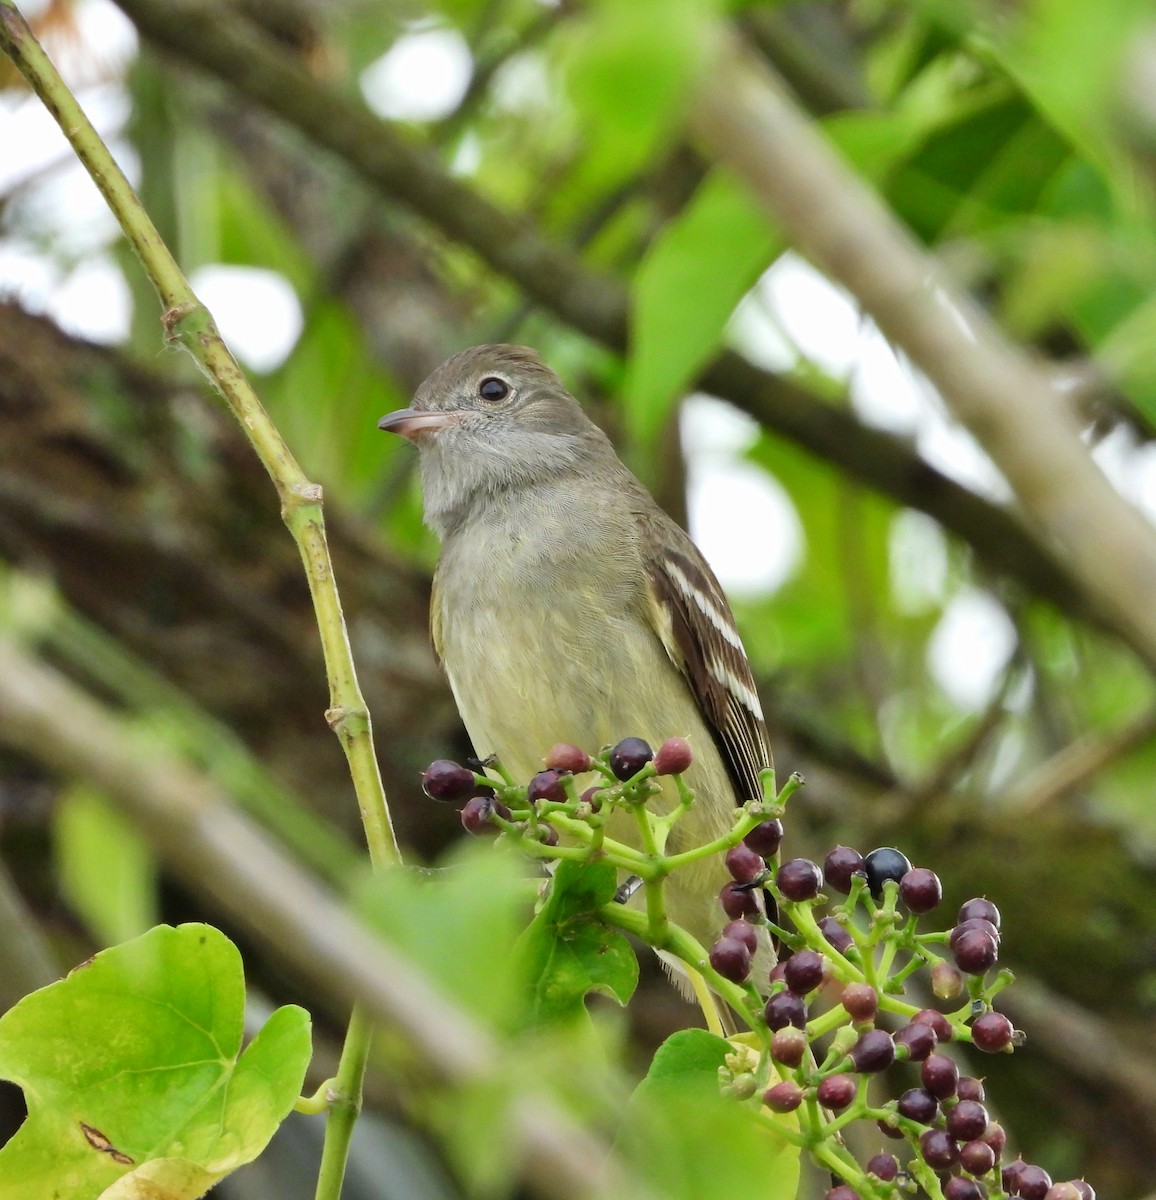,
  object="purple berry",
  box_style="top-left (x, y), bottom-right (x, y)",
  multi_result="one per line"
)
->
top-left (784, 949), bottom-right (826, 994)
top-left (719, 881), bottom-right (760, 920)
top-left (816, 1073), bottom-right (856, 1110)
top-left (912, 1008), bottom-right (954, 1042)
top-left (1071, 1183), bottom-right (1096, 1200)
top-left (1018, 1166), bottom-right (1054, 1200)
top-left (920, 1128), bottom-right (960, 1170)
top-left (961, 1139), bottom-right (996, 1175)
top-left (894, 1021), bottom-right (938, 1061)
top-left (722, 919), bottom-right (758, 955)
top-left (897, 1087), bottom-right (938, 1123)
top-left (877, 1117), bottom-right (905, 1140)
top-left (944, 1179), bottom-right (985, 1200)
top-left (725, 843), bottom-right (766, 882)
top-left (609, 737), bottom-right (653, 780)
top-left (972, 1011), bottom-right (1015, 1053)
top-left (952, 928), bottom-right (999, 974)
top-left (825, 1188), bottom-right (859, 1200)
top-left (982, 1121), bottom-right (1007, 1158)
top-left (1044, 1186), bottom-right (1083, 1200)
top-left (709, 936), bottom-right (752, 983)
top-left (850, 1029), bottom-right (894, 1073)
top-left (764, 990), bottom-right (807, 1030)
top-left (841, 983), bottom-right (878, 1023)
top-left (951, 916), bottom-right (1002, 947)
top-left (527, 769), bottom-right (568, 804)
top-left (544, 743), bottom-right (592, 773)
top-left (958, 896), bottom-right (1001, 929)
top-left (763, 1080), bottom-right (803, 1112)
top-left (776, 857), bottom-right (823, 901)
top-left (867, 1152), bottom-right (899, 1181)
top-left (957, 1075), bottom-right (986, 1103)
top-left (921, 1053), bottom-right (959, 1099)
top-left (1003, 1161), bottom-right (1029, 1195)
top-left (422, 759), bottom-right (478, 802)
top-left (772, 1026), bottom-right (807, 1067)
top-left (947, 1099), bottom-right (990, 1141)
top-left (743, 818), bottom-right (784, 857)
top-left (578, 785), bottom-right (603, 811)
top-left (819, 916), bottom-right (854, 954)
top-left (823, 845), bottom-right (864, 893)
top-left (899, 867), bottom-right (942, 913)
top-left (460, 795), bottom-right (510, 834)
